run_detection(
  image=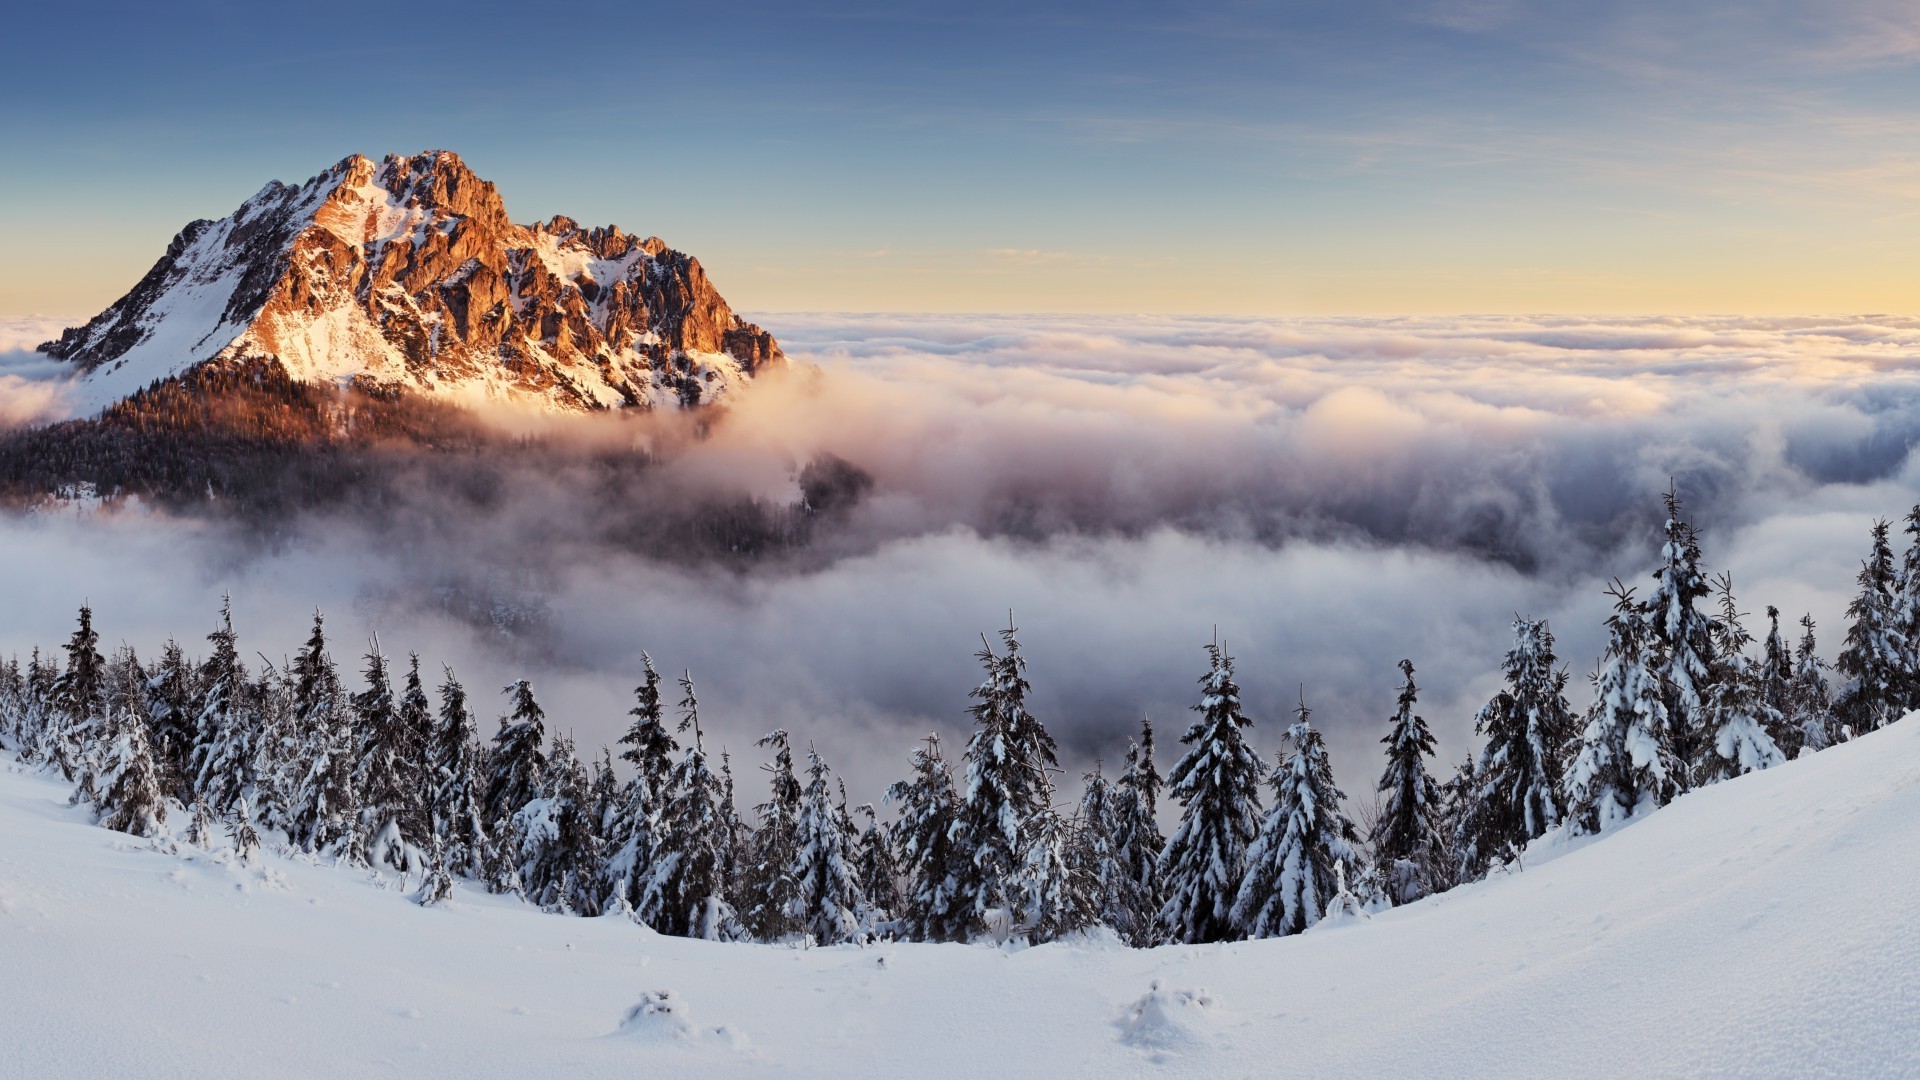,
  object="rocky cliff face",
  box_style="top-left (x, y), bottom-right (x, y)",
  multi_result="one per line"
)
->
top-left (41, 151), bottom-right (785, 414)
